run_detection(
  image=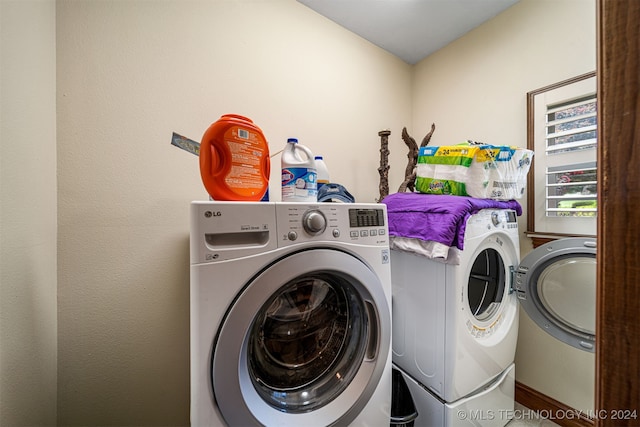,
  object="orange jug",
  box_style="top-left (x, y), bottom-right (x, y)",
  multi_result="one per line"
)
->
top-left (199, 114), bottom-right (270, 201)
